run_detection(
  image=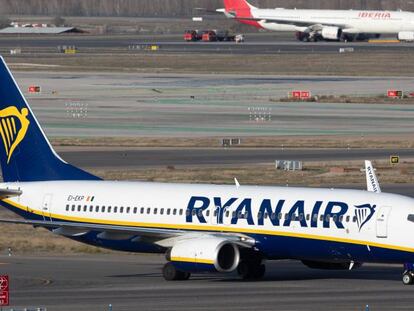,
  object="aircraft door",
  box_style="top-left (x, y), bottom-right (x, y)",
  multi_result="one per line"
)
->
top-left (41, 193), bottom-right (53, 222)
top-left (376, 206), bottom-right (392, 238)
